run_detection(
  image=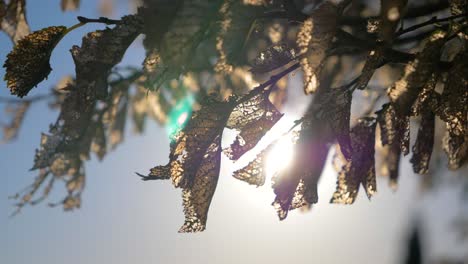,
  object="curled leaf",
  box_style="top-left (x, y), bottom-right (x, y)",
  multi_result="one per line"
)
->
top-left (4, 26), bottom-right (67, 97)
